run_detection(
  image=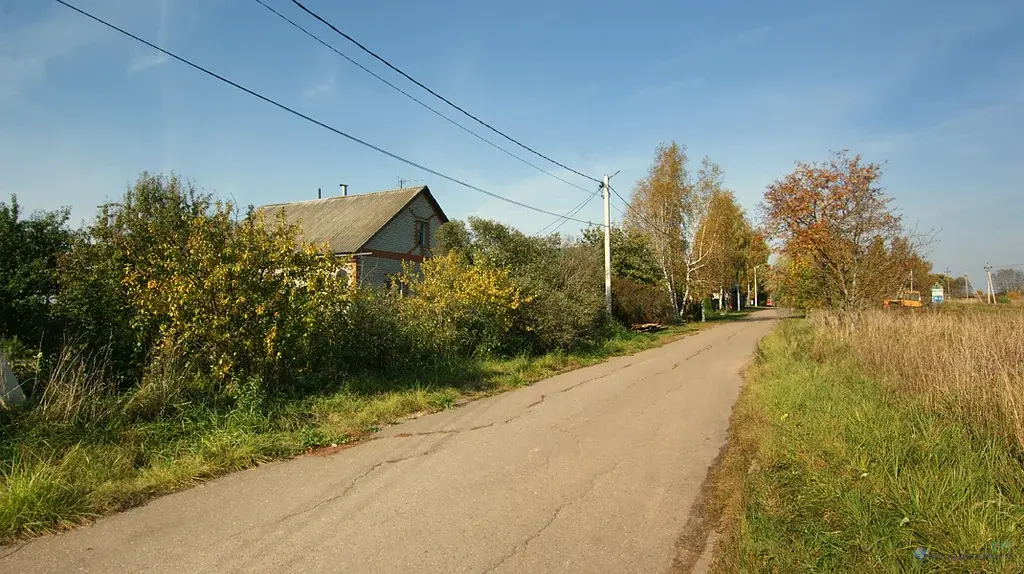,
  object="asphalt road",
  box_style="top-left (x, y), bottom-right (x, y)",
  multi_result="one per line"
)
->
top-left (0, 310), bottom-right (777, 573)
